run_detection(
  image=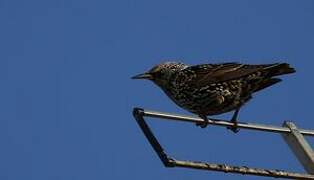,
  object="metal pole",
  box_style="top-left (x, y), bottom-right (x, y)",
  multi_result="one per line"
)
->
top-left (282, 122), bottom-right (314, 174)
top-left (133, 108), bottom-right (314, 179)
top-left (142, 109), bottom-right (314, 136)
top-left (173, 159), bottom-right (314, 179)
